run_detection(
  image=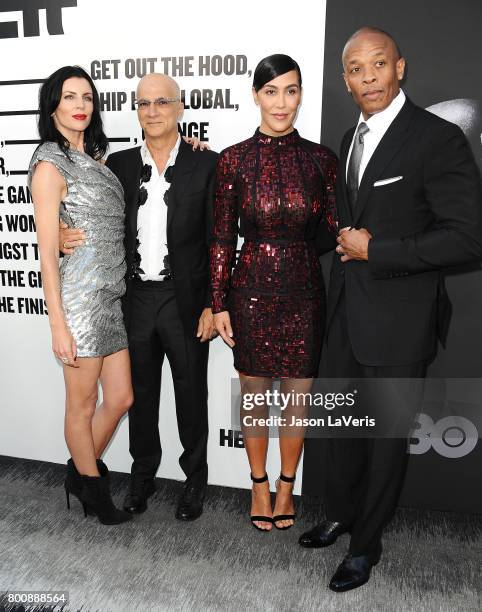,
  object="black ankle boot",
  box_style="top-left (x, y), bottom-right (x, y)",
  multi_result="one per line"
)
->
top-left (65, 459), bottom-right (82, 508)
top-left (79, 472), bottom-right (132, 525)
top-left (65, 458), bottom-right (109, 514)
